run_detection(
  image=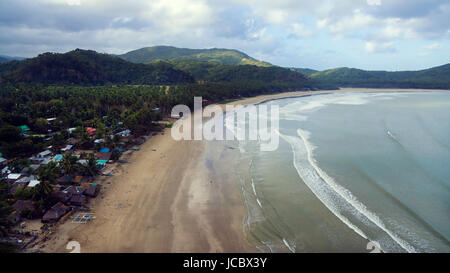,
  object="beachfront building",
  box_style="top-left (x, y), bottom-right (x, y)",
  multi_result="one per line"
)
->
top-left (84, 184), bottom-right (100, 197)
top-left (42, 202), bottom-right (69, 223)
